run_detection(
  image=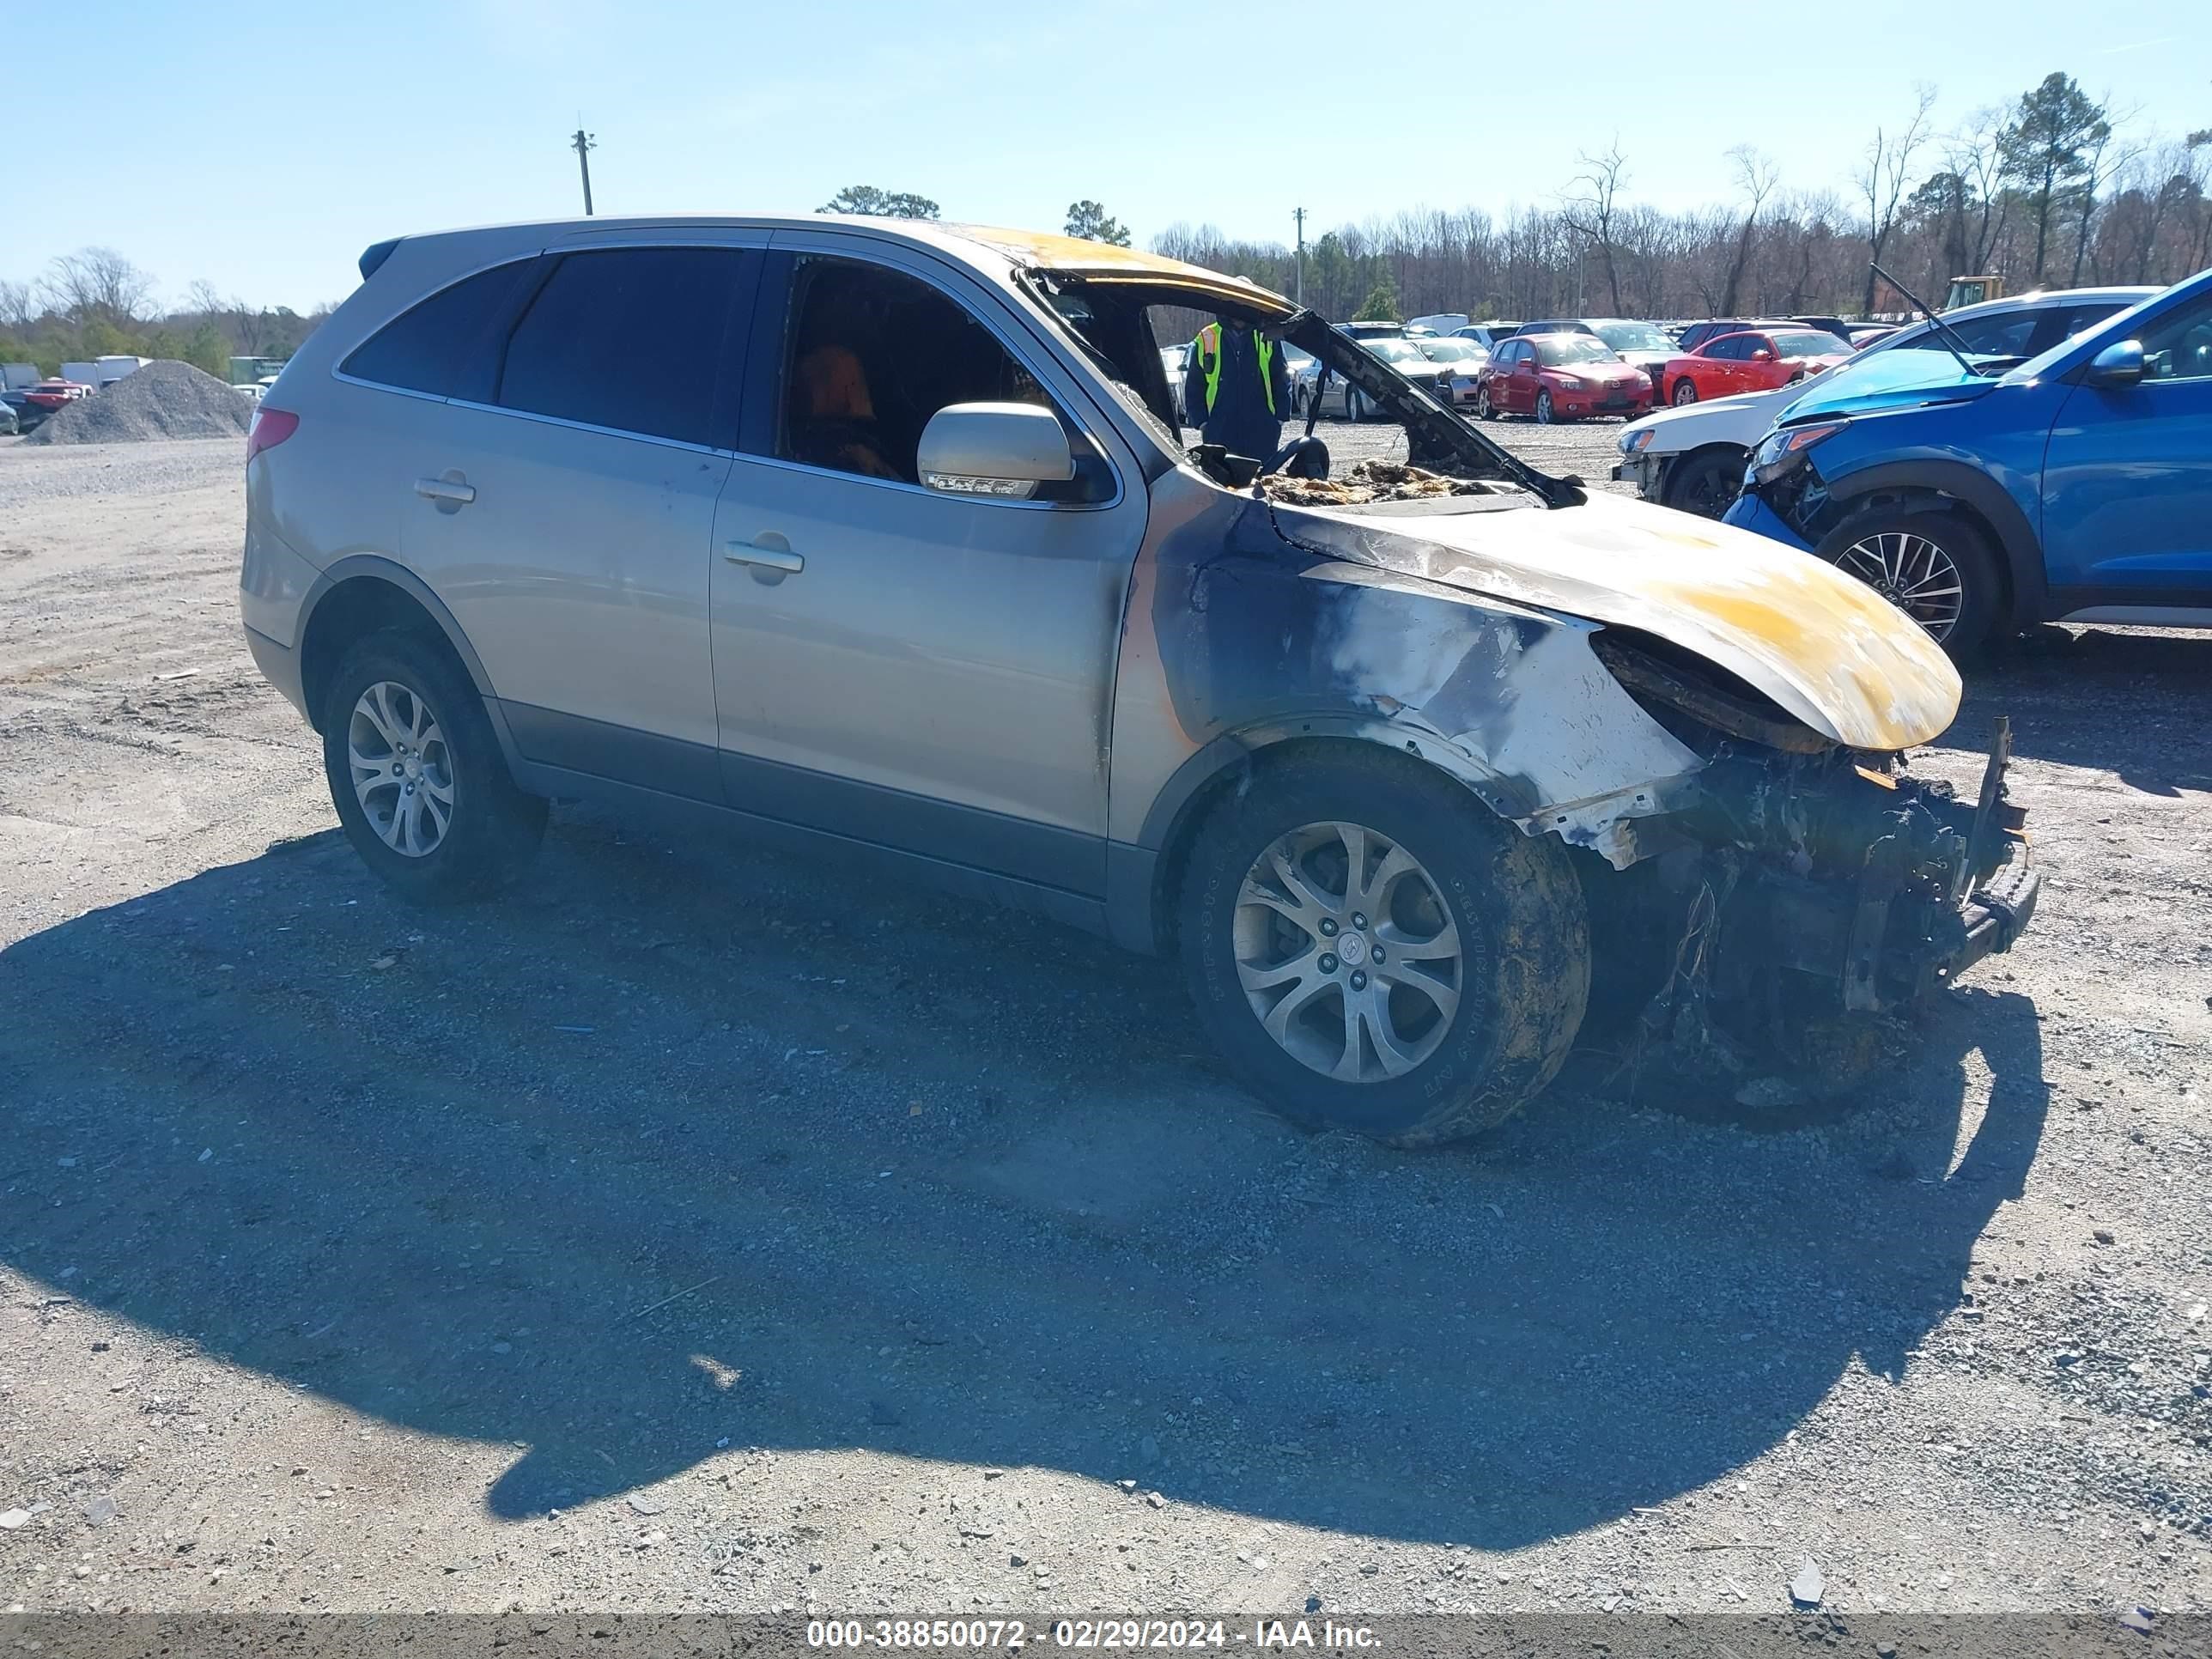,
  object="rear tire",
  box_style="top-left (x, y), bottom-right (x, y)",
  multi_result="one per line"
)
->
top-left (1671, 379), bottom-right (1698, 405)
top-left (1178, 748), bottom-right (1589, 1147)
top-left (322, 629), bottom-right (546, 903)
top-left (1812, 506), bottom-right (2003, 662)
